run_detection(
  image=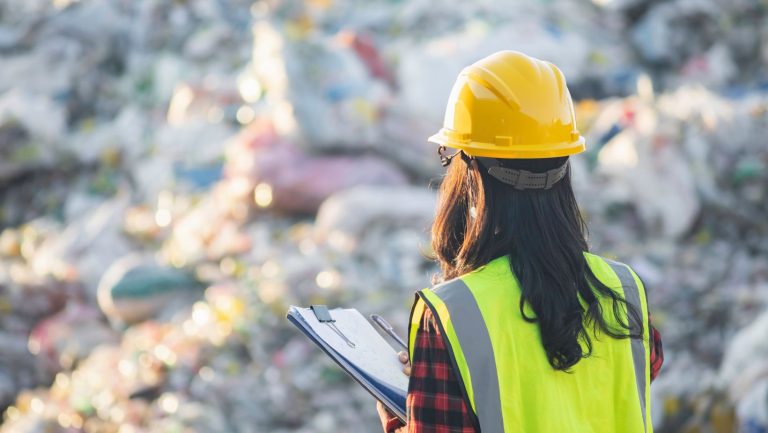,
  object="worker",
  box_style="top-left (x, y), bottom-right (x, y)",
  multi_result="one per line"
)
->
top-left (376, 51), bottom-right (664, 433)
